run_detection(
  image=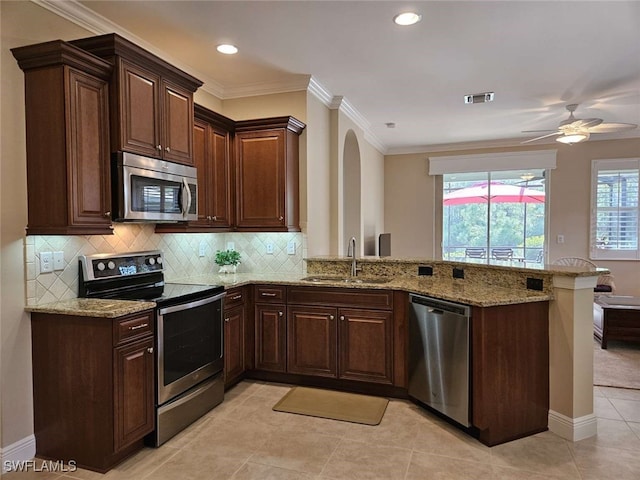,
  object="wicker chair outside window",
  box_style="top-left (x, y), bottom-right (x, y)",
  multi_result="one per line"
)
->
top-left (465, 248), bottom-right (486, 259)
top-left (491, 248), bottom-right (513, 260)
top-left (551, 257), bottom-right (616, 293)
